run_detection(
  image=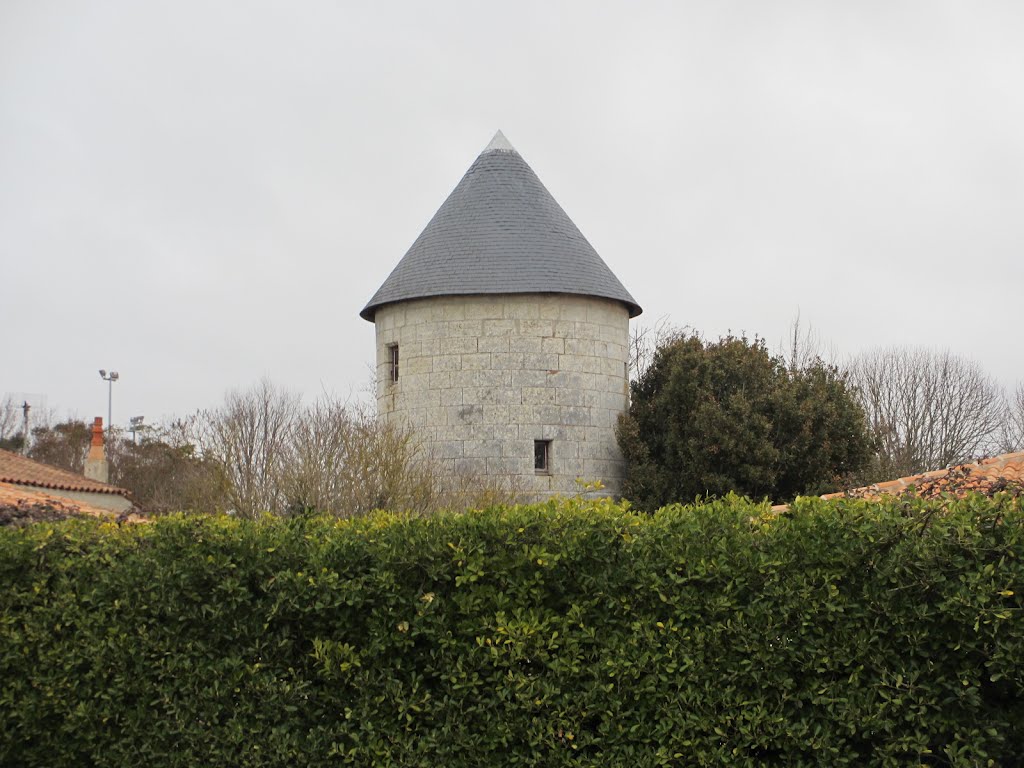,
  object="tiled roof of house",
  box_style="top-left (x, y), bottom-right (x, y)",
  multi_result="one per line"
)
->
top-left (0, 481), bottom-right (145, 526)
top-left (821, 452), bottom-right (1024, 501)
top-left (0, 448), bottom-right (130, 497)
top-left (770, 452), bottom-right (1024, 513)
top-left (361, 131), bottom-right (641, 321)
